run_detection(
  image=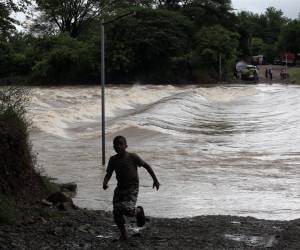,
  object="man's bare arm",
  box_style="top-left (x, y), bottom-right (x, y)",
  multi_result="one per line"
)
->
top-left (142, 163), bottom-right (160, 190)
top-left (103, 173), bottom-right (112, 190)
